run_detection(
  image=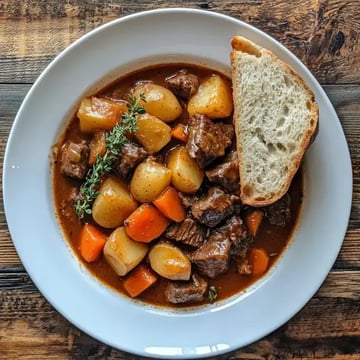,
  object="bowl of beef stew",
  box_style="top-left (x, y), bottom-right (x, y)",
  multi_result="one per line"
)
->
top-left (3, 8), bottom-right (352, 358)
